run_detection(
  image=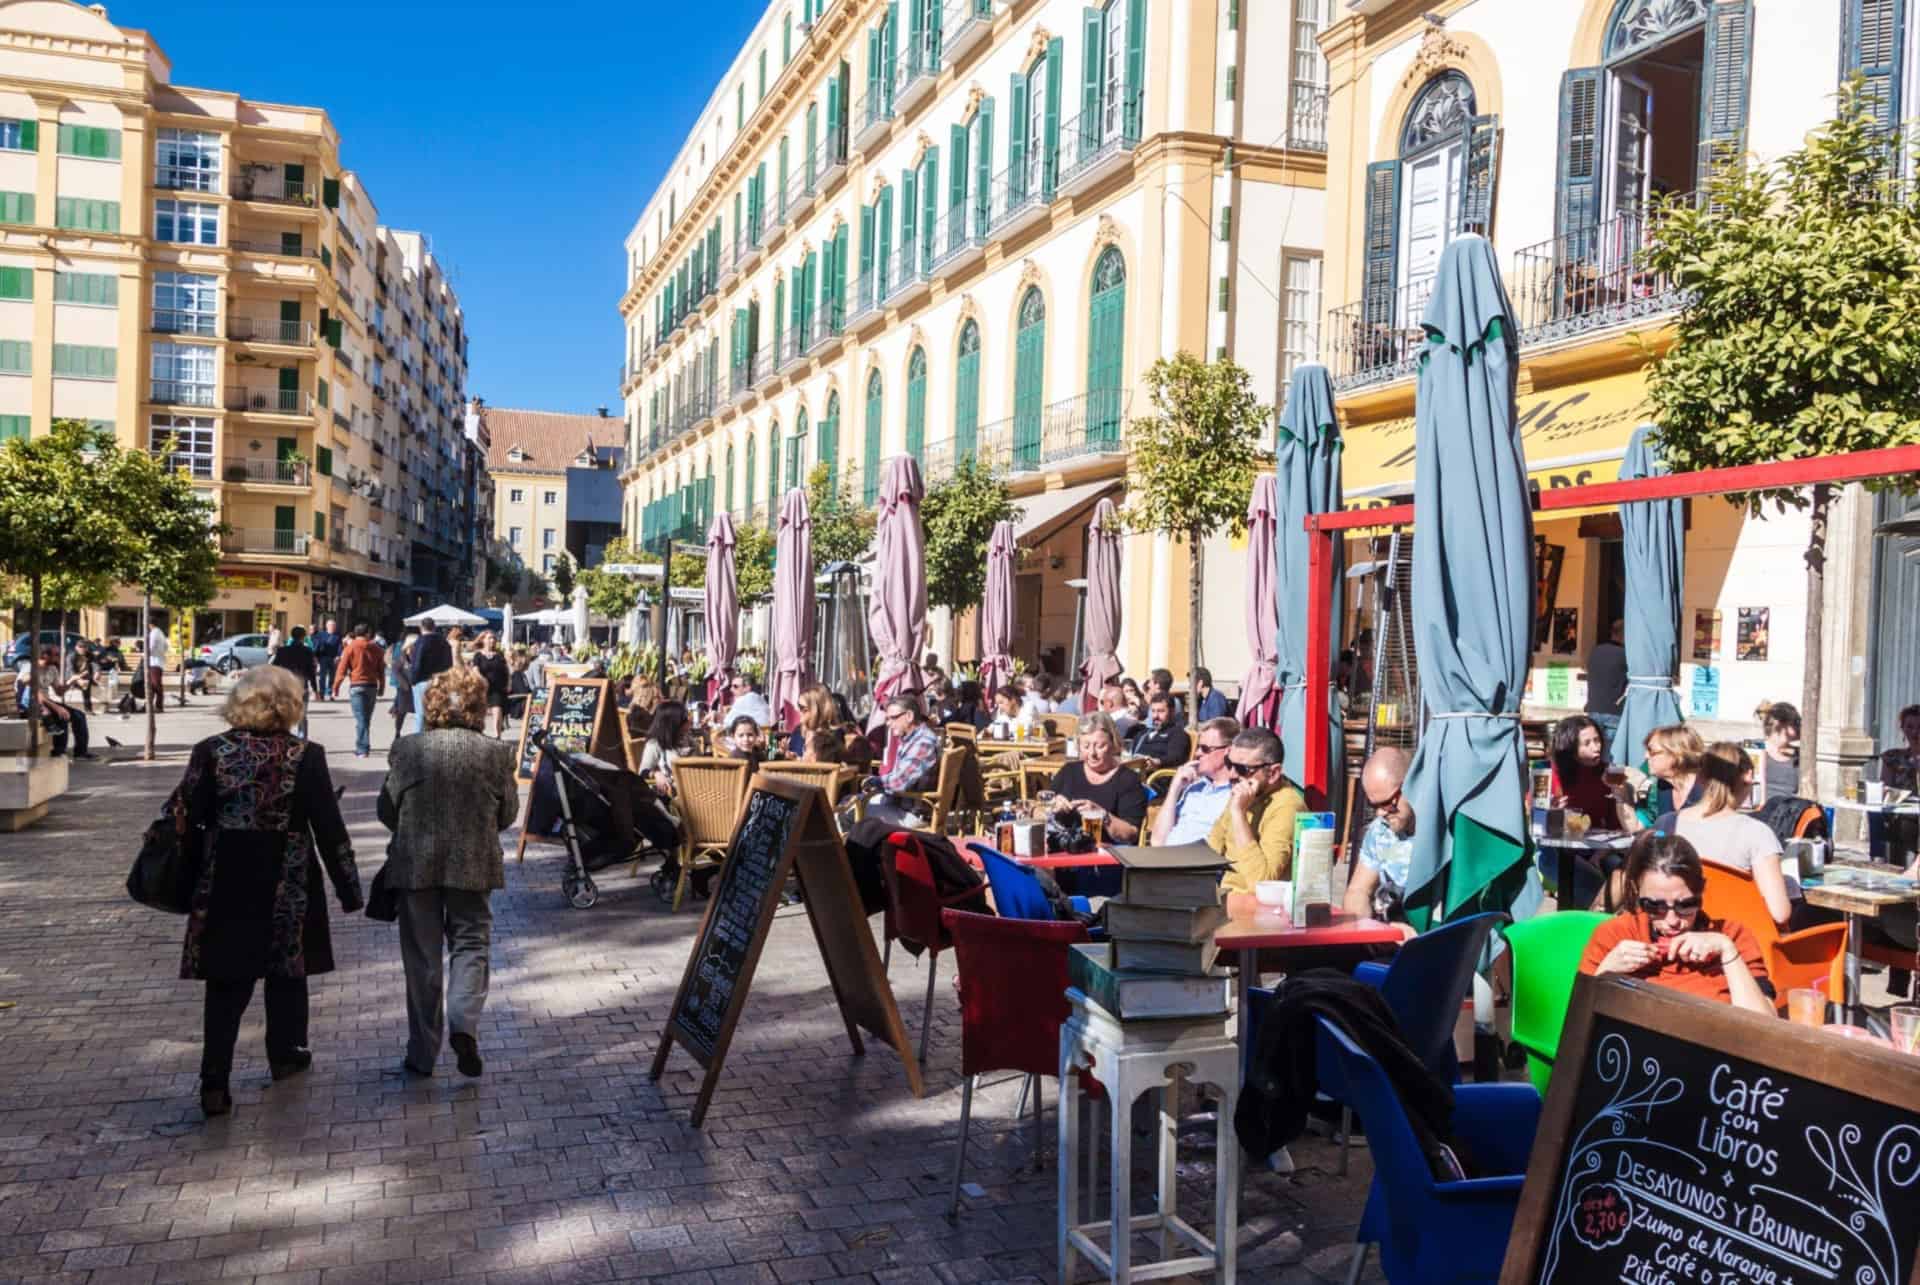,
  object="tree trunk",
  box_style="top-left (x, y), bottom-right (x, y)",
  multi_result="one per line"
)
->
top-left (143, 594), bottom-right (156, 762)
top-left (1188, 528), bottom-right (1205, 683)
top-left (26, 573), bottom-right (40, 758)
top-left (1799, 483), bottom-right (1831, 799)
